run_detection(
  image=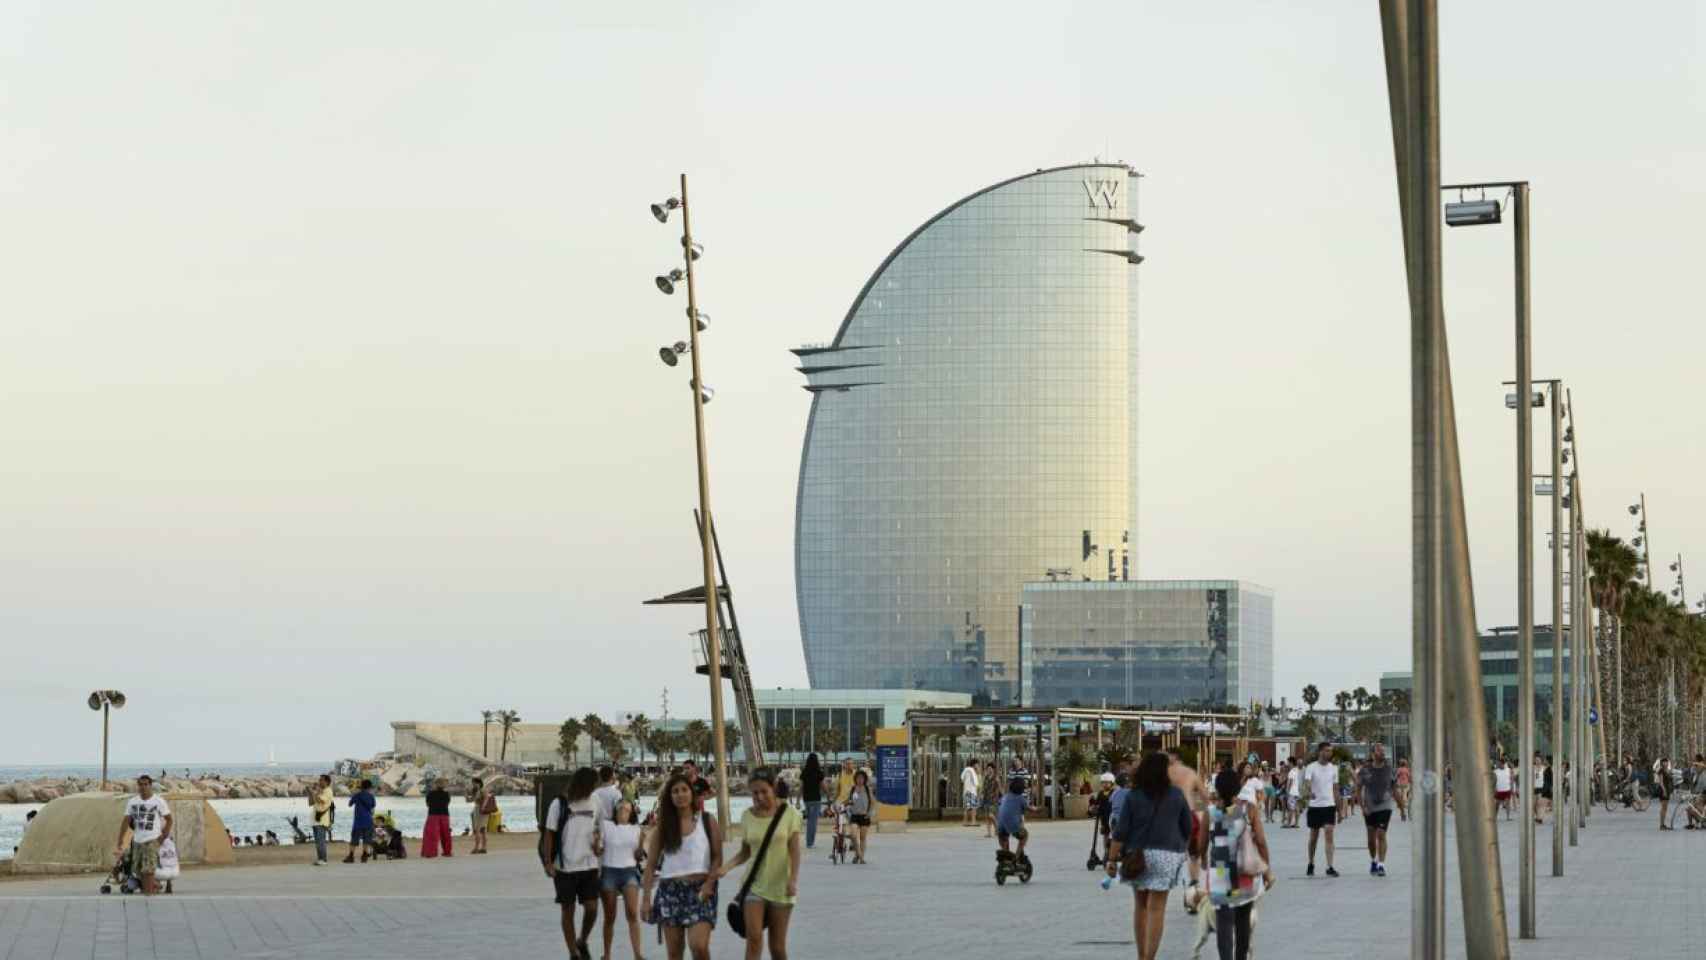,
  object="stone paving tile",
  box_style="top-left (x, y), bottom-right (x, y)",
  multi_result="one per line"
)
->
top-left (0, 806), bottom-right (1699, 958)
